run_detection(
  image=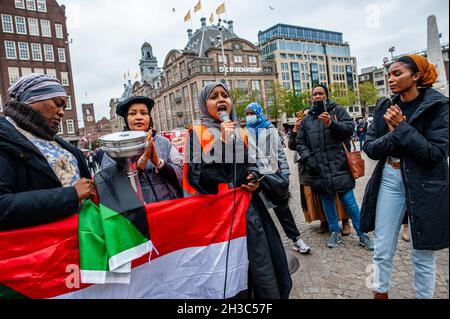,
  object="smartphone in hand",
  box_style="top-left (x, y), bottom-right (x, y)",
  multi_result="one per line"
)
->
top-left (314, 100), bottom-right (326, 115)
